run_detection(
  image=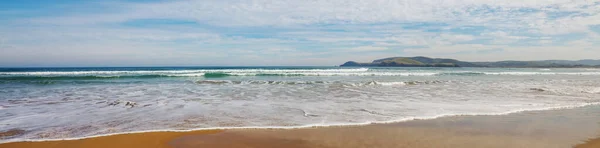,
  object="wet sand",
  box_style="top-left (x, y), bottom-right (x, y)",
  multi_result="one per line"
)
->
top-left (2, 105), bottom-right (600, 148)
top-left (576, 137), bottom-right (600, 148)
top-left (0, 130), bottom-right (221, 148)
